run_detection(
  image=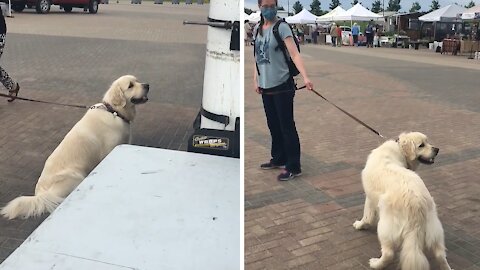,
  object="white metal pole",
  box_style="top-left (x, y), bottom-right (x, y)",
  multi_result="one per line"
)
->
top-left (8, 0), bottom-right (13, 17)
